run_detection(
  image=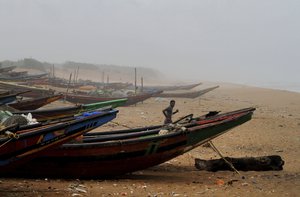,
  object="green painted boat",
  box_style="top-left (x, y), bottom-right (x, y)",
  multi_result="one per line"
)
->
top-left (7, 107), bottom-right (255, 178)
